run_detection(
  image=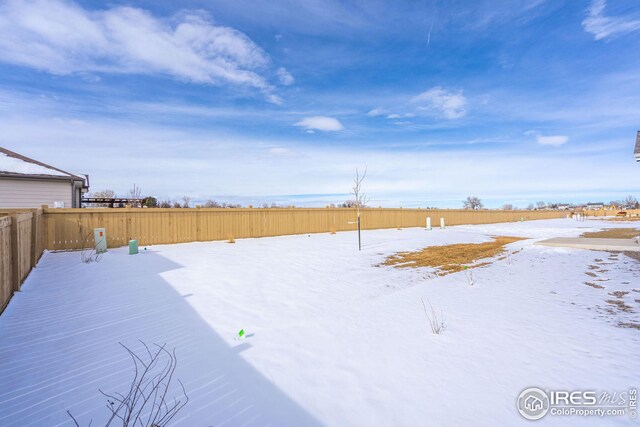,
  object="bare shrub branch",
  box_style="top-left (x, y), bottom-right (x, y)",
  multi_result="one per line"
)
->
top-left (68, 342), bottom-right (188, 427)
top-left (421, 298), bottom-right (447, 335)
